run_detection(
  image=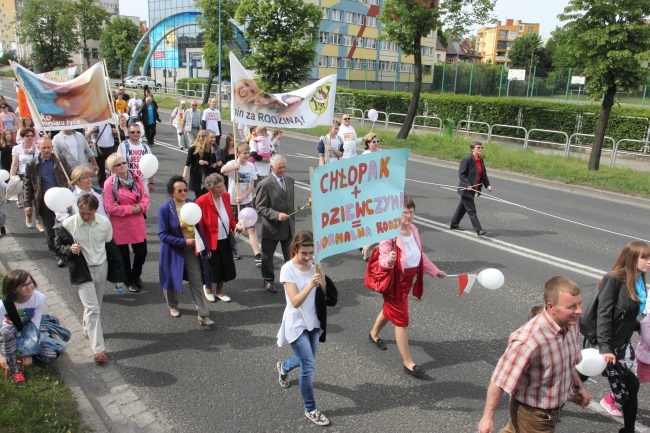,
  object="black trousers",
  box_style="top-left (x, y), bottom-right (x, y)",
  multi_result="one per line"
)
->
top-left (118, 240), bottom-right (147, 284)
top-left (450, 195), bottom-right (482, 232)
top-left (143, 123), bottom-right (156, 146)
top-left (95, 146), bottom-right (116, 186)
top-left (261, 237), bottom-right (291, 282)
top-left (39, 205), bottom-right (57, 257)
